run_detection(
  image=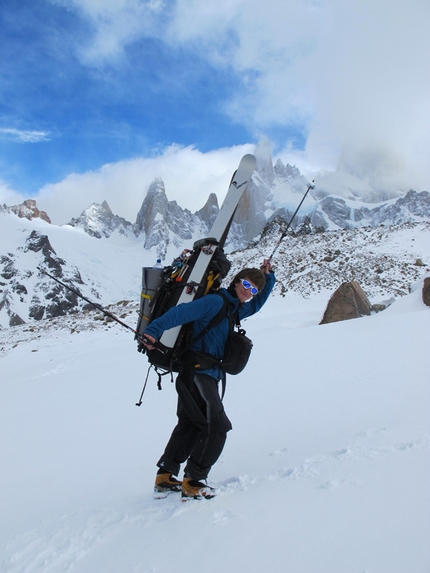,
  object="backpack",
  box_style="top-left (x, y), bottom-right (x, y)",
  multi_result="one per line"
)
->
top-left (135, 238), bottom-right (232, 374)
